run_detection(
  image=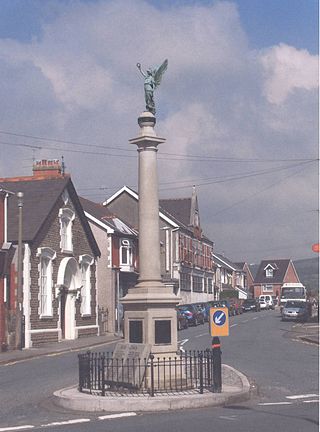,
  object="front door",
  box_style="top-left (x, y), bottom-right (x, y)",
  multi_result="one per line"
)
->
top-left (57, 257), bottom-right (80, 340)
top-left (60, 292), bottom-right (66, 339)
